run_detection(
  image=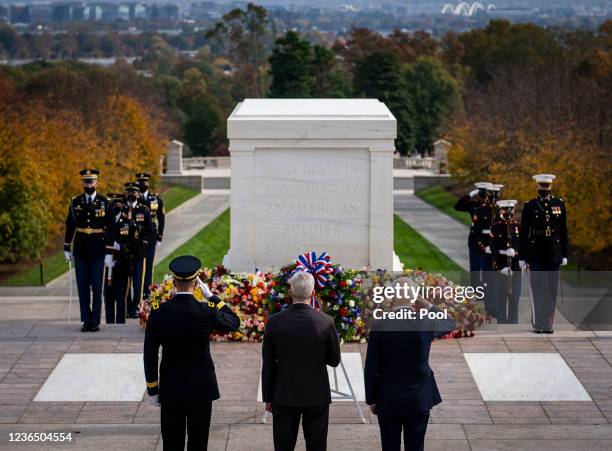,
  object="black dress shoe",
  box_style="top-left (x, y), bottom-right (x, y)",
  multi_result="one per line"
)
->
top-left (543, 330), bottom-right (554, 334)
top-left (533, 329), bottom-right (545, 334)
top-left (81, 324), bottom-right (90, 332)
top-left (127, 313), bottom-right (139, 319)
top-left (90, 325), bottom-right (100, 332)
